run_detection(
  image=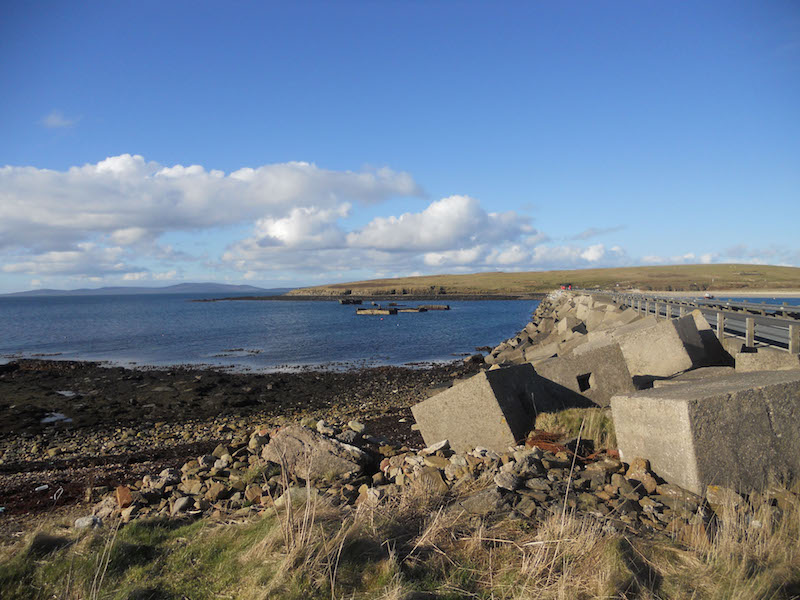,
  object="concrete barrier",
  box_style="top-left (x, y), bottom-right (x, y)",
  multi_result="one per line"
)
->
top-left (611, 371), bottom-right (800, 494)
top-left (411, 364), bottom-right (553, 453)
top-left (616, 315), bottom-right (706, 378)
top-left (534, 343), bottom-right (634, 407)
top-left (735, 348), bottom-right (800, 372)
